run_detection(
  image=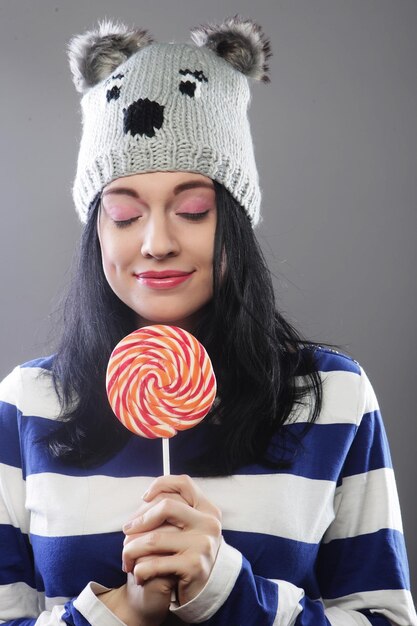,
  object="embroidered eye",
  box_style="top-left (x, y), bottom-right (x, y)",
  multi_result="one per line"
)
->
top-left (105, 73), bottom-right (126, 103)
top-left (106, 85), bottom-right (121, 102)
top-left (179, 68), bottom-right (208, 99)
